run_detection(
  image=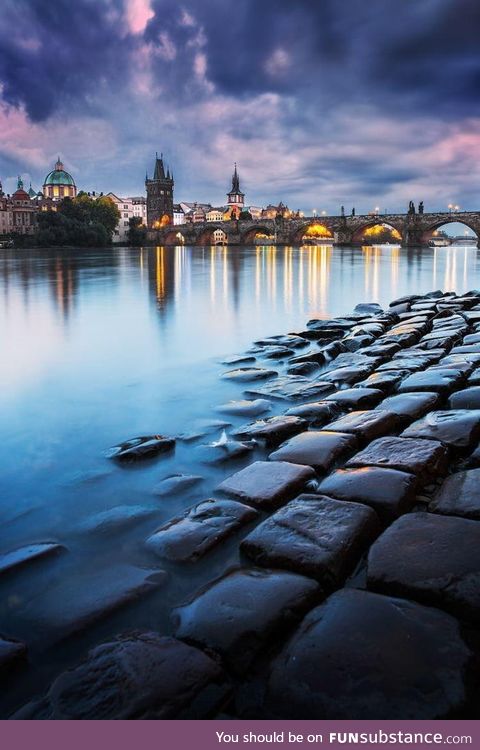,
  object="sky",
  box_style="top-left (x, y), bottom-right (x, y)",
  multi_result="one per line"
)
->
top-left (0, 0), bottom-right (480, 215)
